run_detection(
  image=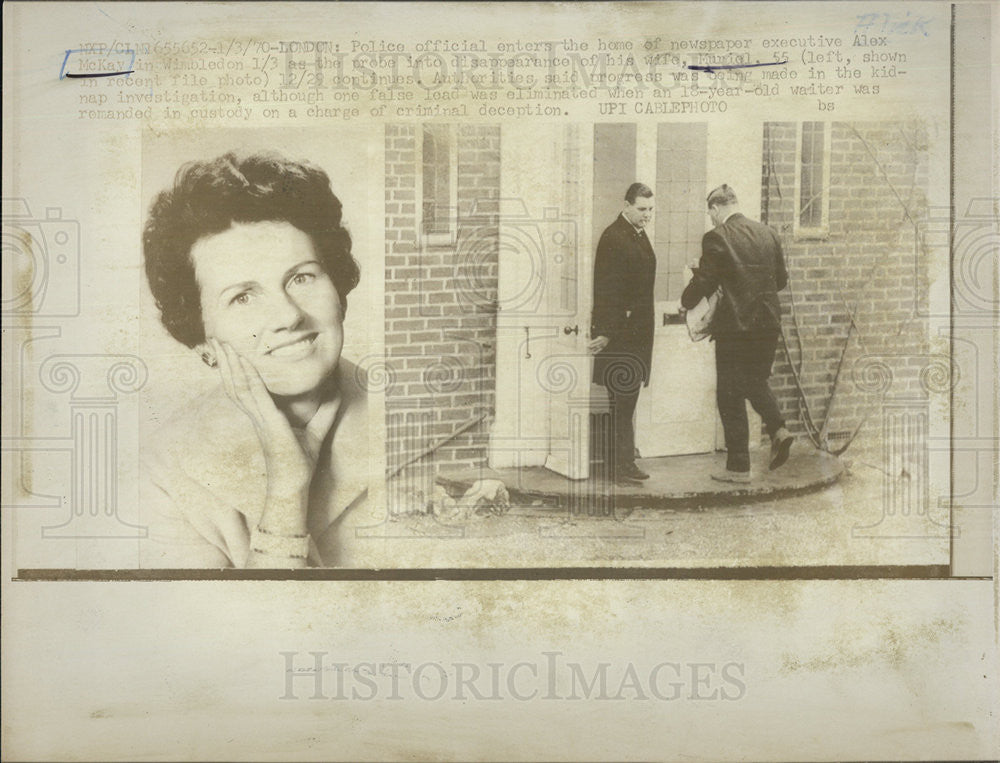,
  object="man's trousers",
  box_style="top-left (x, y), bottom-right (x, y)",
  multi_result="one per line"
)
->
top-left (606, 383), bottom-right (641, 473)
top-left (714, 327), bottom-right (785, 472)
